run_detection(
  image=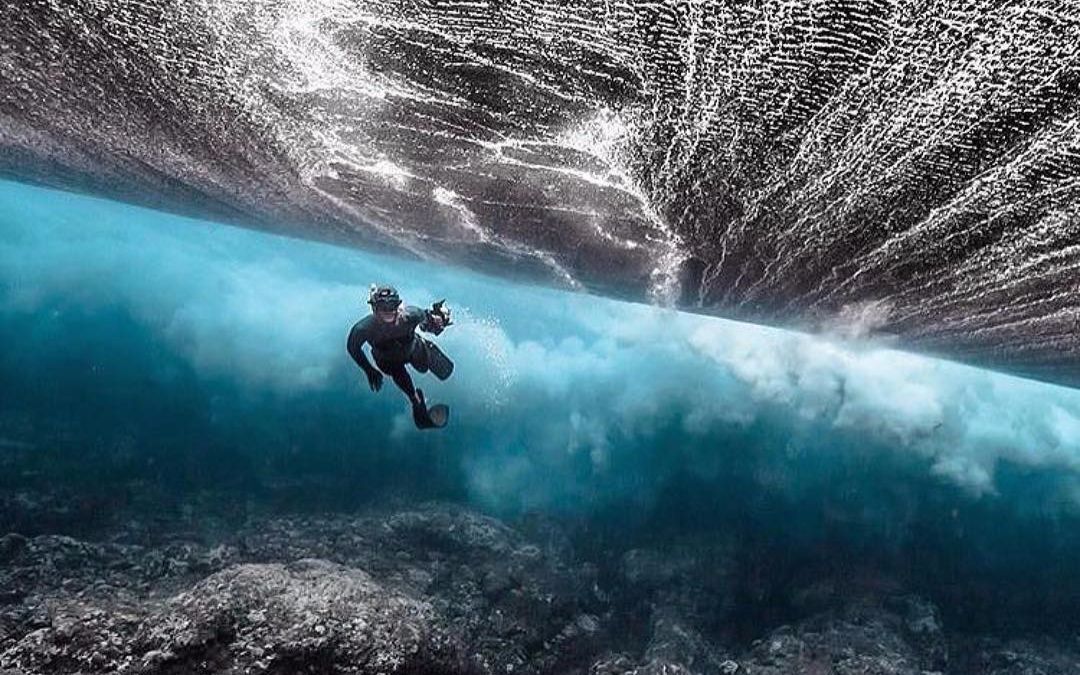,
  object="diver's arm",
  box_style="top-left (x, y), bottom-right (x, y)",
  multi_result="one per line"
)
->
top-left (346, 324), bottom-right (373, 371)
top-left (404, 305), bottom-right (440, 335)
top-left (347, 323), bottom-right (383, 391)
